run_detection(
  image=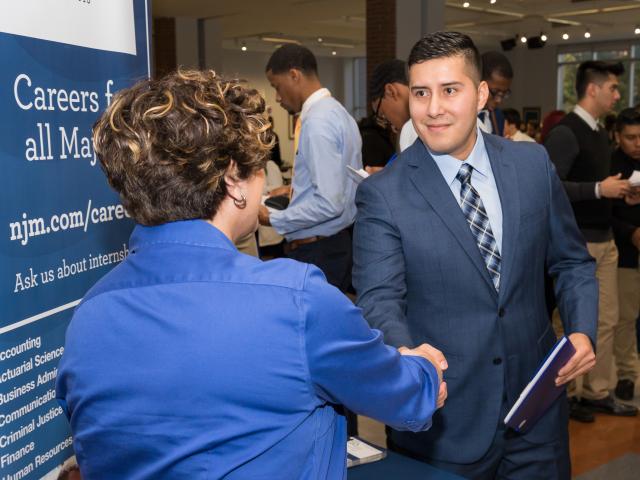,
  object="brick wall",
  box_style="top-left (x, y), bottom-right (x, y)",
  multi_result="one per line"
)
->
top-left (366, 0), bottom-right (396, 107)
